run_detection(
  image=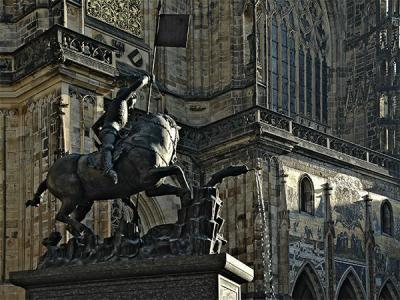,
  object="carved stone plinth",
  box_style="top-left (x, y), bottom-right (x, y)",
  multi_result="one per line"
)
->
top-left (10, 253), bottom-right (254, 300)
